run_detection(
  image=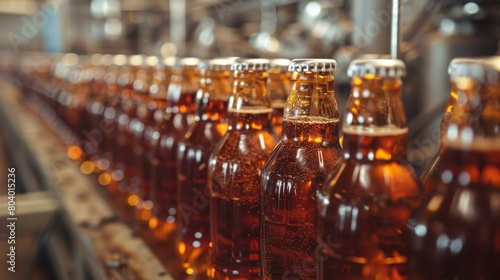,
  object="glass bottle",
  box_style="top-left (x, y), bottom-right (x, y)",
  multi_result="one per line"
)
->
top-left (419, 58), bottom-right (477, 197)
top-left (81, 54), bottom-right (107, 162)
top-left (261, 59), bottom-right (343, 279)
top-left (408, 56), bottom-right (500, 280)
top-left (317, 59), bottom-right (422, 279)
top-left (208, 58), bottom-right (279, 279)
top-left (268, 58), bottom-right (291, 138)
top-left (124, 56), bottom-right (157, 203)
top-left (113, 55), bottom-right (144, 195)
top-left (99, 54), bottom-right (127, 174)
top-left (86, 54), bottom-right (114, 170)
top-left (149, 57), bottom-right (199, 242)
top-left (136, 57), bottom-right (175, 224)
top-left (176, 58), bottom-right (233, 277)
